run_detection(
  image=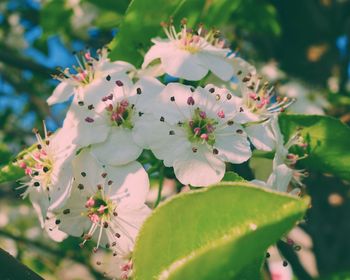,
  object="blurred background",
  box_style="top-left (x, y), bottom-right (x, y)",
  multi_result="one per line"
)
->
top-left (0, 0), bottom-right (349, 279)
